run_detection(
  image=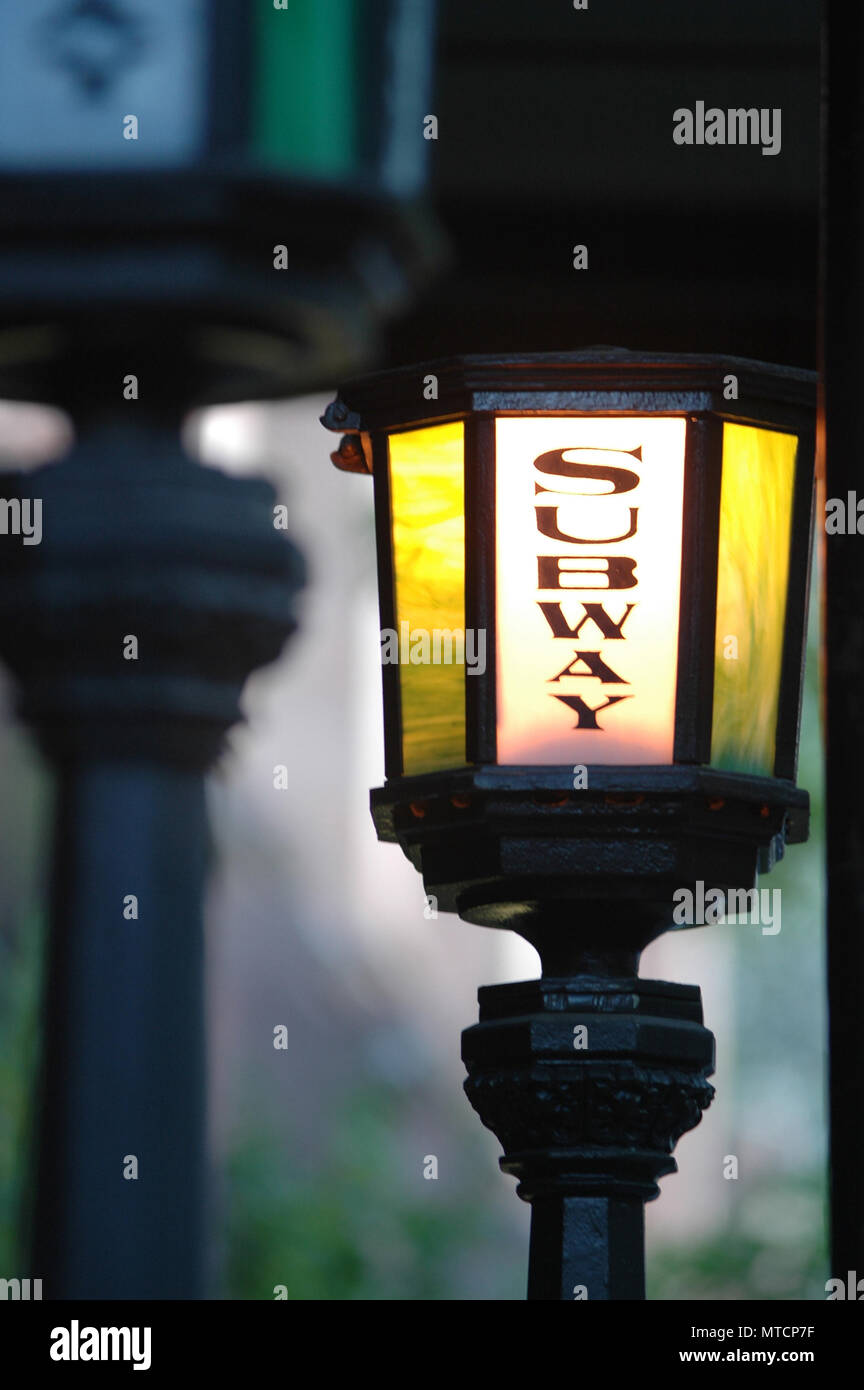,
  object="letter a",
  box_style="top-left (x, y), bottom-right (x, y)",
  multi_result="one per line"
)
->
top-left (672, 108), bottom-right (694, 145)
top-left (548, 650), bottom-right (628, 684)
top-left (50, 1329), bottom-right (71, 1362)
